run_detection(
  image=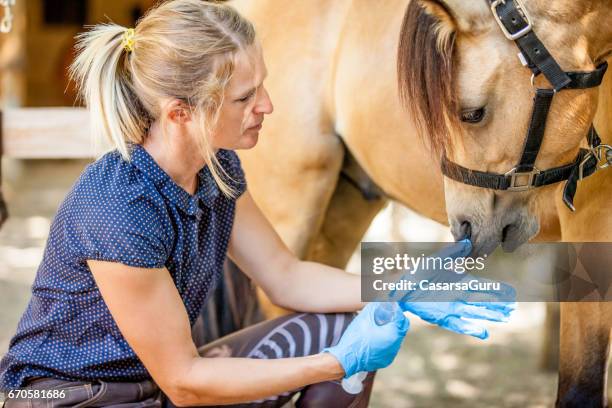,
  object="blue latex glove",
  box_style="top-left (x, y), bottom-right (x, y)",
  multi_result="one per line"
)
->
top-left (322, 302), bottom-right (410, 378)
top-left (399, 301), bottom-right (512, 339)
top-left (393, 240), bottom-right (517, 339)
